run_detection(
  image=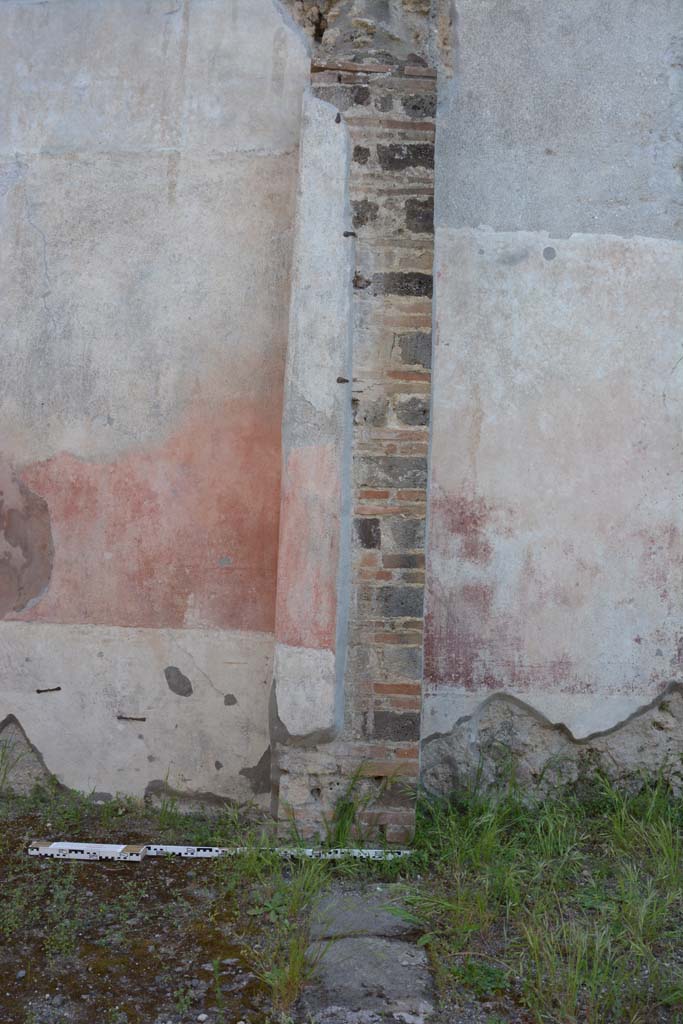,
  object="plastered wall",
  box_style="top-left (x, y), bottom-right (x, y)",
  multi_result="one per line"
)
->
top-left (423, 0), bottom-right (683, 790)
top-left (0, 0), bottom-right (309, 803)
